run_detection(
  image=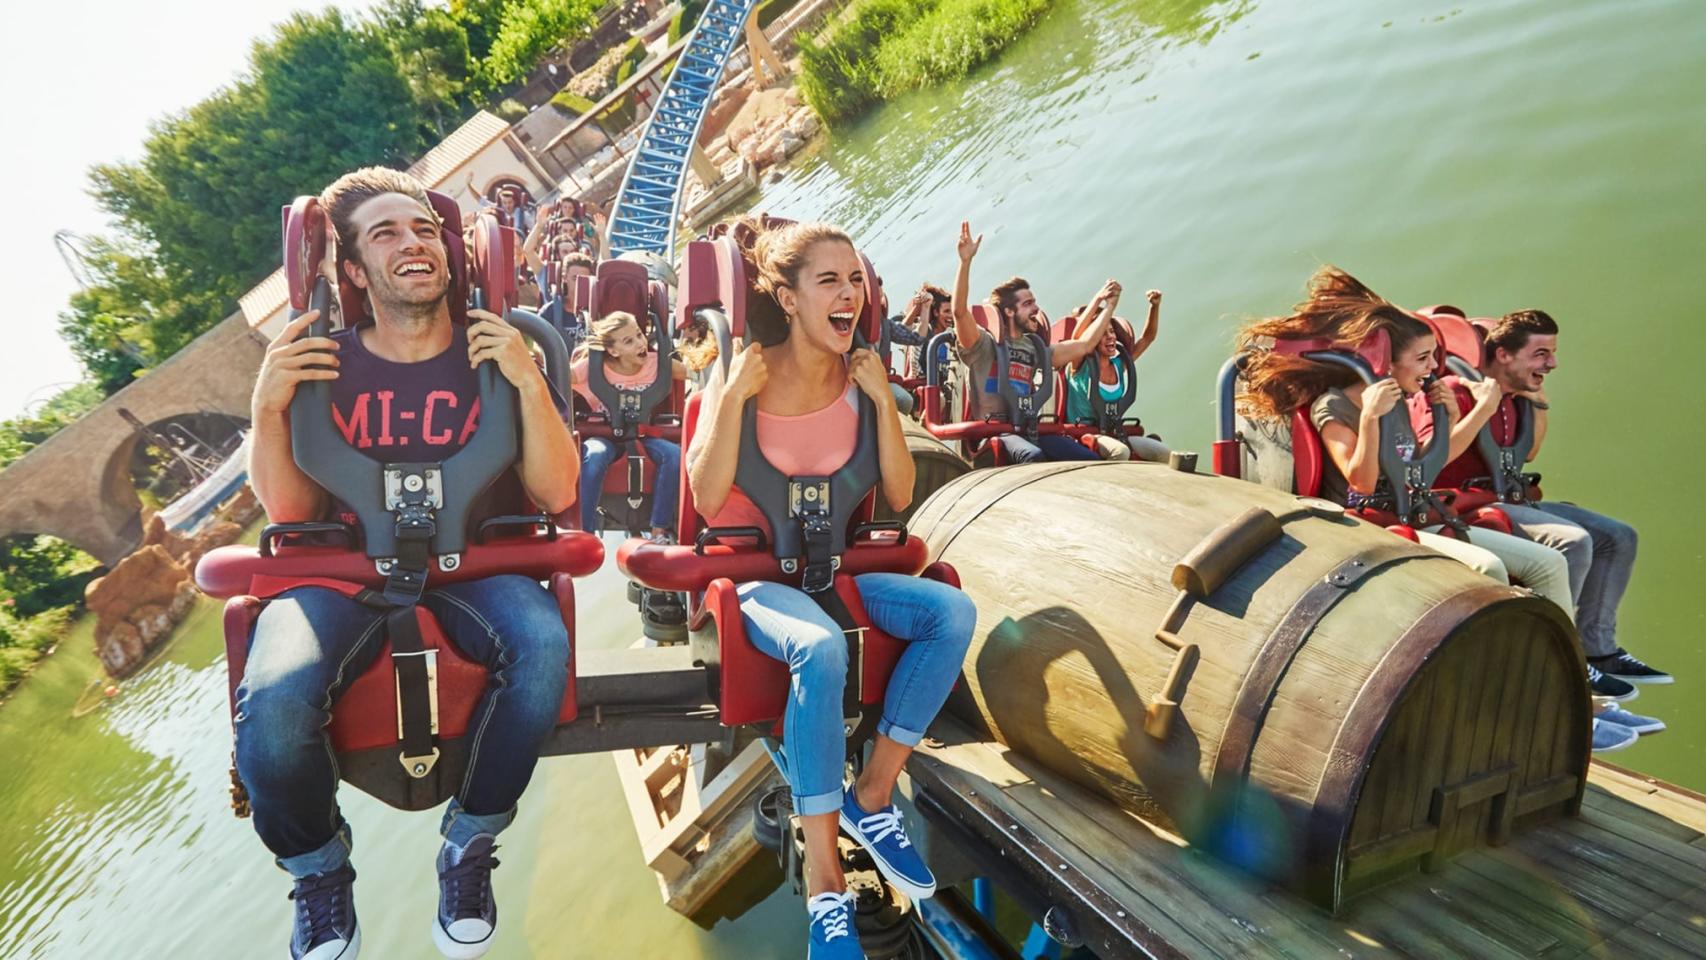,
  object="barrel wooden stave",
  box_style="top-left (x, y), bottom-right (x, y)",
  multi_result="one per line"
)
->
top-left (873, 419), bottom-right (970, 526)
top-left (908, 461), bottom-right (1587, 910)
